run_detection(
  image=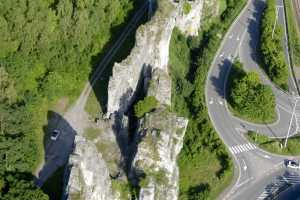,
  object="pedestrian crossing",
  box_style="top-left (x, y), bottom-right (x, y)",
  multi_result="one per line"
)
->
top-left (229, 143), bottom-right (256, 155)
